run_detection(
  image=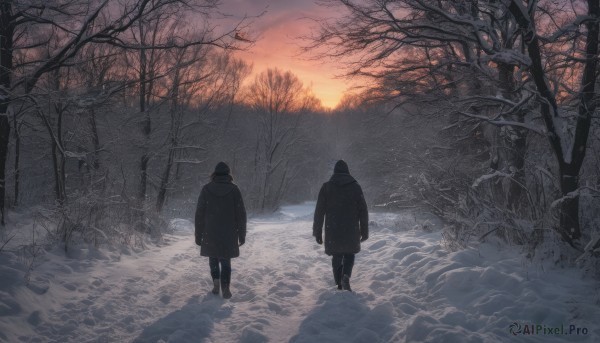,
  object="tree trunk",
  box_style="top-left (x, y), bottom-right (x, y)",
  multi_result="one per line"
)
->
top-left (89, 108), bottom-right (100, 170)
top-left (156, 71), bottom-right (180, 213)
top-left (51, 100), bottom-right (67, 204)
top-left (260, 168), bottom-right (268, 211)
top-left (156, 149), bottom-right (174, 213)
top-left (174, 157), bottom-right (182, 181)
top-left (559, 165), bottom-right (580, 241)
top-left (138, 29), bottom-right (150, 203)
top-left (562, 0), bottom-right (600, 241)
top-left (50, 138), bottom-right (67, 204)
top-left (12, 117), bottom-right (19, 206)
top-left (509, 0), bottom-right (599, 243)
top-left (555, 0), bottom-right (599, 242)
top-left (0, 1), bottom-right (13, 225)
top-left (454, 35), bottom-right (527, 211)
top-left (496, 62), bottom-right (528, 213)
